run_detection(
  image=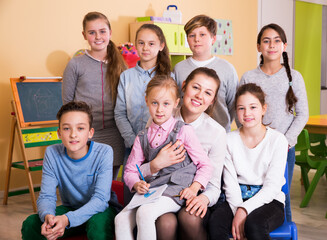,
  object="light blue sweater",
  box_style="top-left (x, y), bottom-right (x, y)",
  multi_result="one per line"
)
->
top-left (37, 141), bottom-right (113, 228)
